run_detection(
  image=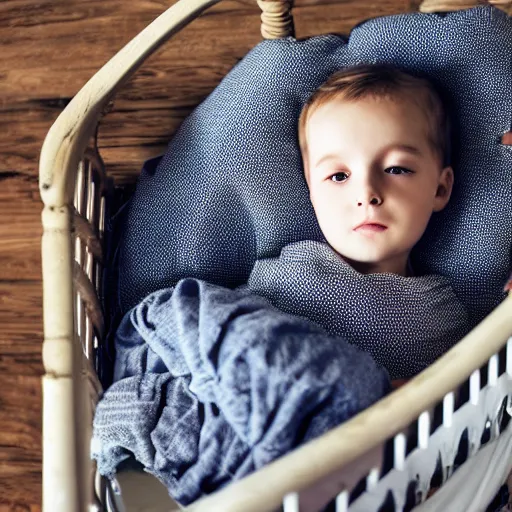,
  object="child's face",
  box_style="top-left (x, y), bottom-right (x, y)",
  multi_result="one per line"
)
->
top-left (303, 96), bottom-right (453, 275)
